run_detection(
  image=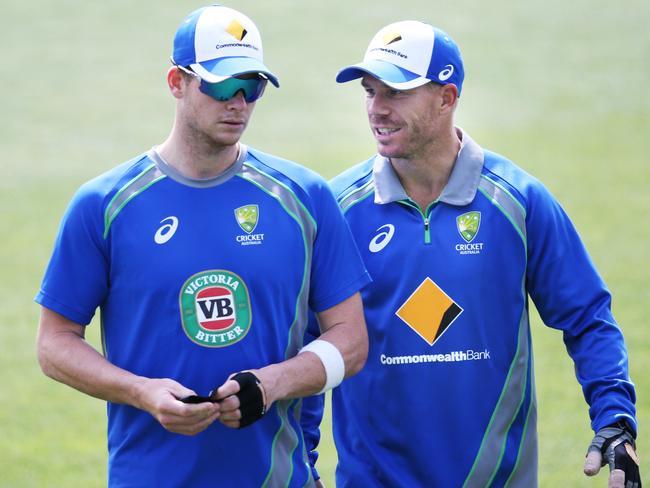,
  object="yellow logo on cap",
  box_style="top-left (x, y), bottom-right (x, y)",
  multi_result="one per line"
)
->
top-left (396, 277), bottom-right (463, 346)
top-left (383, 31), bottom-right (402, 45)
top-left (226, 19), bottom-right (247, 41)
